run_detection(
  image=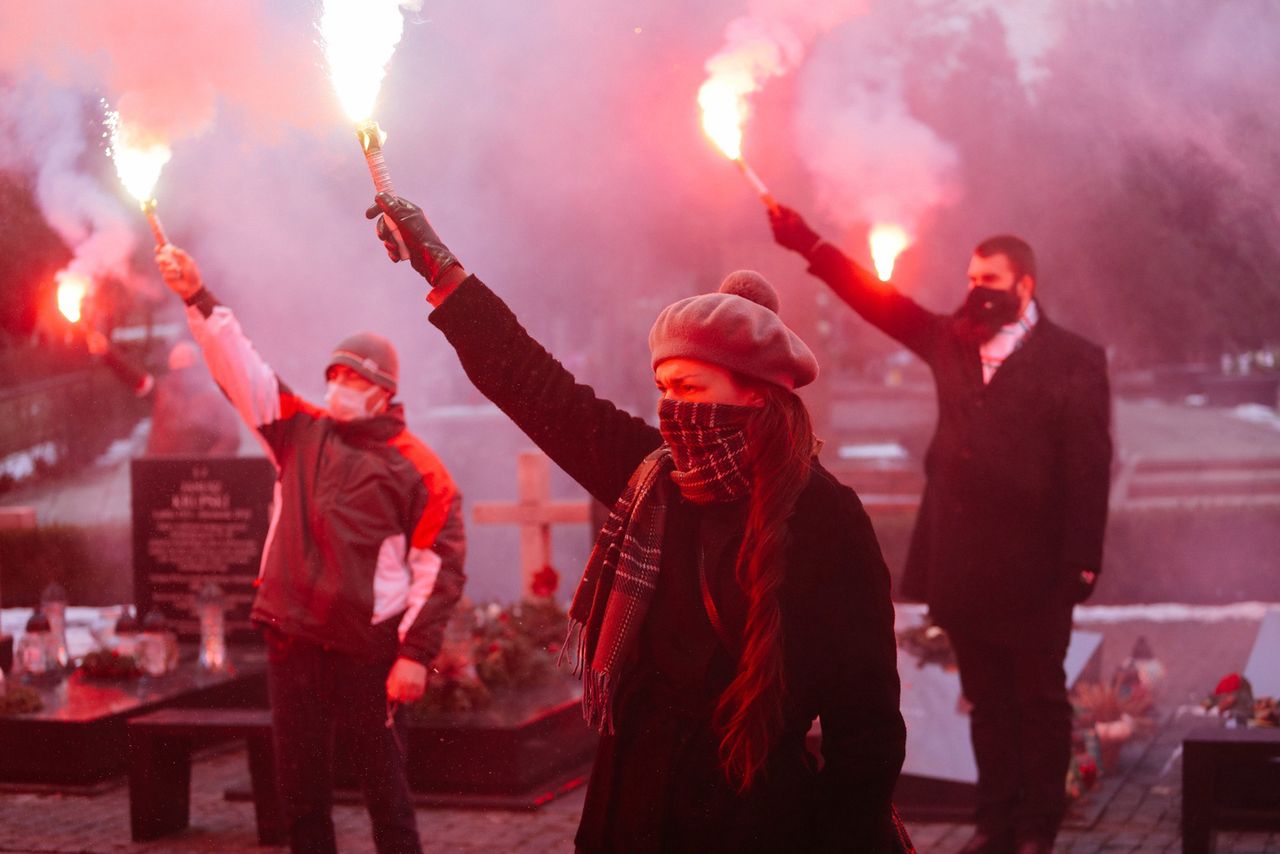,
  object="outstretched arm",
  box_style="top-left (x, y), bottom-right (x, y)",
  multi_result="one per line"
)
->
top-left (770, 204), bottom-right (946, 361)
top-left (367, 195), bottom-right (662, 506)
top-left (153, 245), bottom-right (311, 463)
top-left (88, 330), bottom-right (155, 398)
